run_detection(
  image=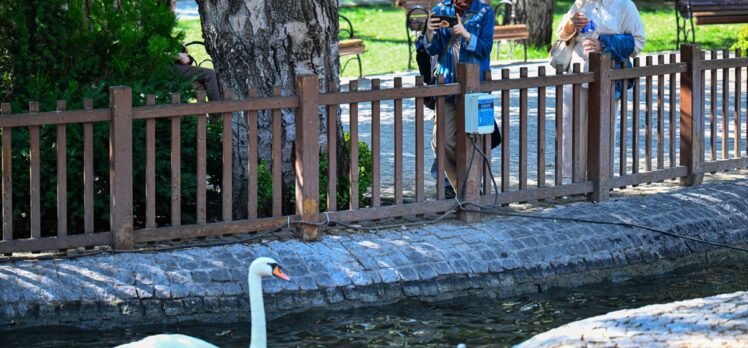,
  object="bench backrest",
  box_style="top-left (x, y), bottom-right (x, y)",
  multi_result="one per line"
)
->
top-left (676, 0), bottom-right (748, 16)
